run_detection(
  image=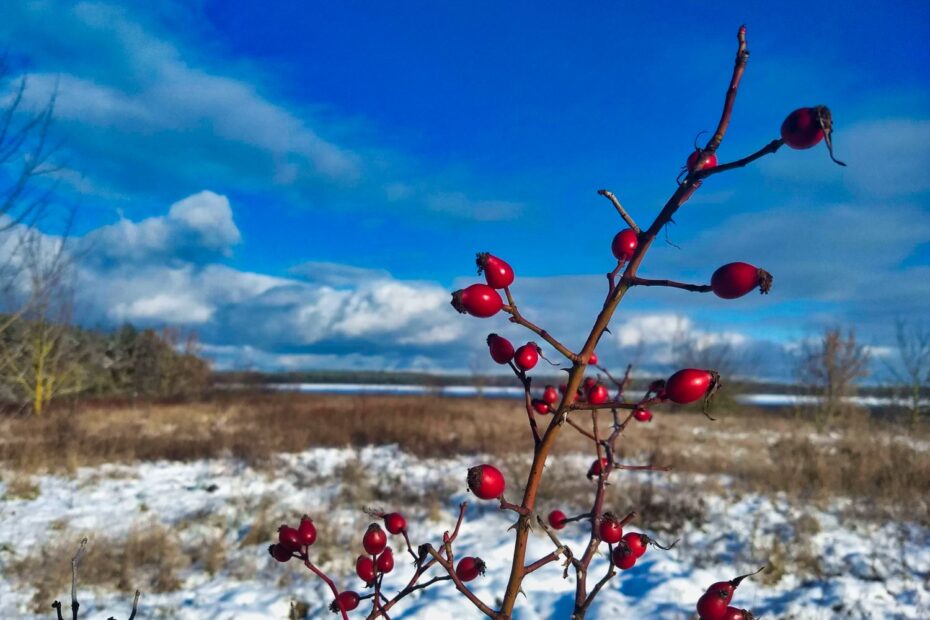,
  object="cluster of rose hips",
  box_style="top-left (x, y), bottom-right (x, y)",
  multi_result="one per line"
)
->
top-left (695, 568), bottom-right (765, 620)
top-left (269, 512), bottom-right (412, 614)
